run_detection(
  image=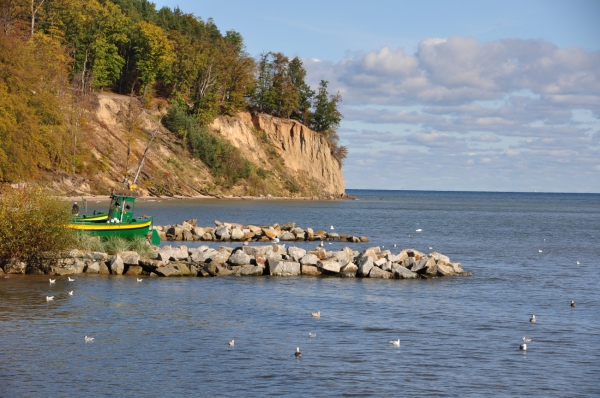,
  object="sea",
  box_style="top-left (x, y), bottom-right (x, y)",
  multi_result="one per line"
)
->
top-left (1, 190), bottom-right (599, 397)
